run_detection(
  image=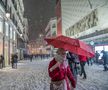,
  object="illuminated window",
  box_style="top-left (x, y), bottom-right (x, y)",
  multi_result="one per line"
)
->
top-left (0, 20), bottom-right (3, 33)
top-left (13, 31), bottom-right (16, 40)
top-left (104, 46), bottom-right (108, 51)
top-left (5, 22), bottom-right (9, 36)
top-left (10, 27), bottom-right (13, 39)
